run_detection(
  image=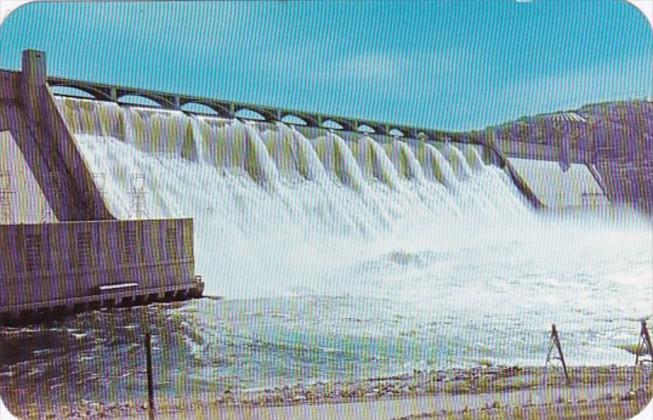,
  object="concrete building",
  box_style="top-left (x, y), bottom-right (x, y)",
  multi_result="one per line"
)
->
top-left (0, 51), bottom-right (203, 324)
